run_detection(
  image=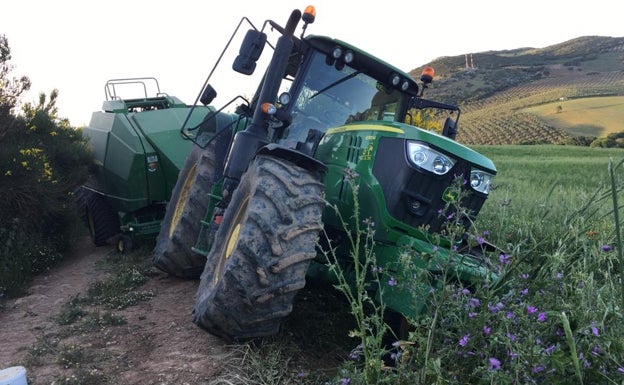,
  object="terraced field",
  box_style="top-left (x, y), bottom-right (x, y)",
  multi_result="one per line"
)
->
top-left (458, 69), bottom-right (624, 145)
top-left (415, 37), bottom-right (624, 145)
